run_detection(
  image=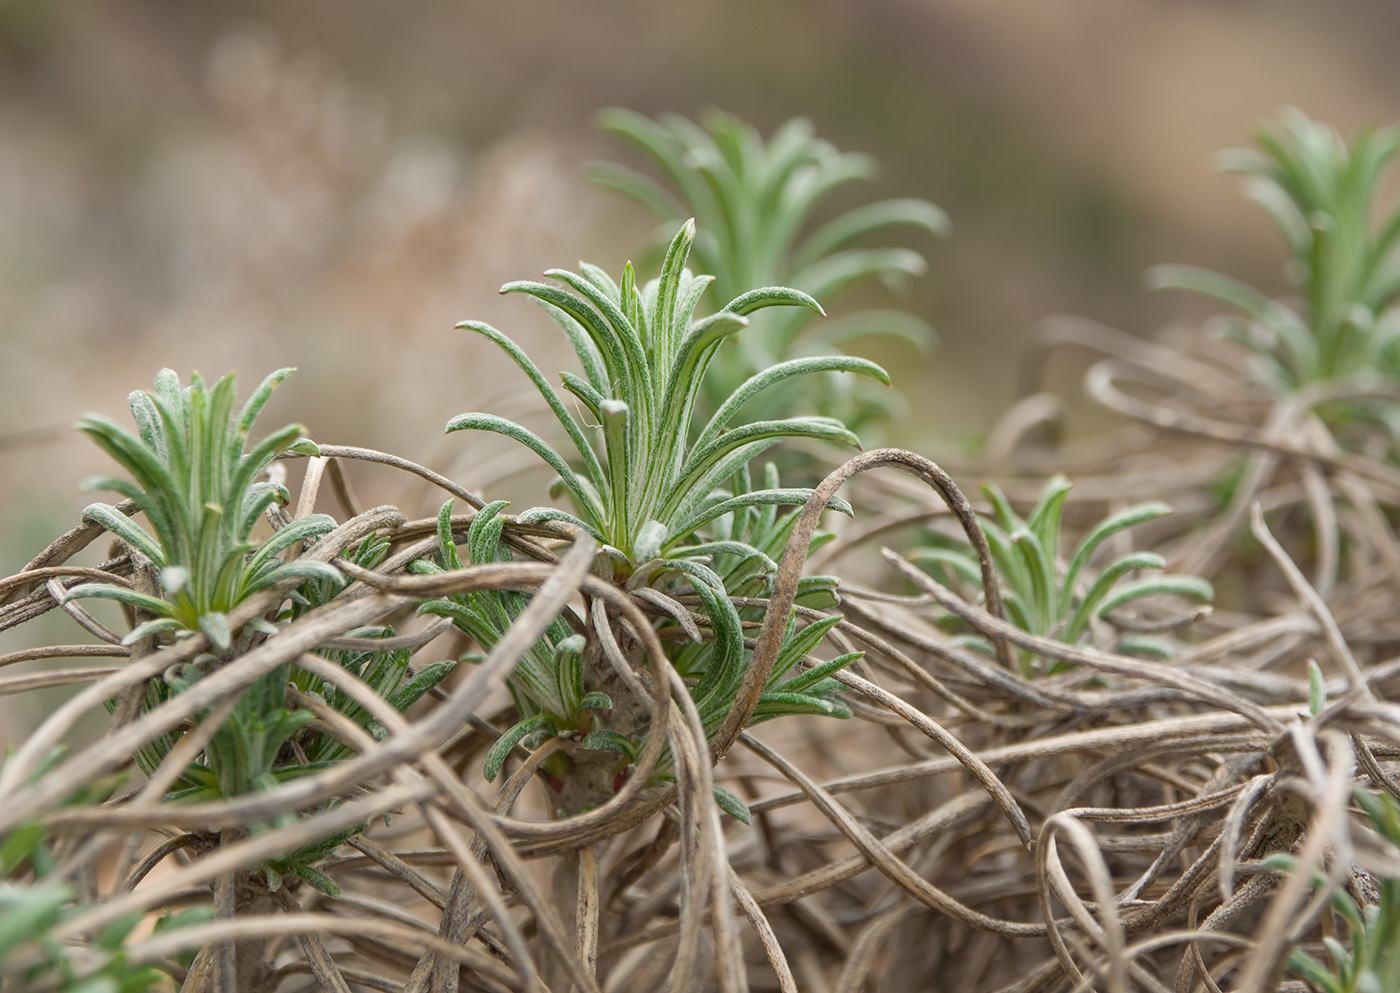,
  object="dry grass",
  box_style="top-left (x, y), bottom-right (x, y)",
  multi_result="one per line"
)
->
top-left (3, 316), bottom-right (1400, 993)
